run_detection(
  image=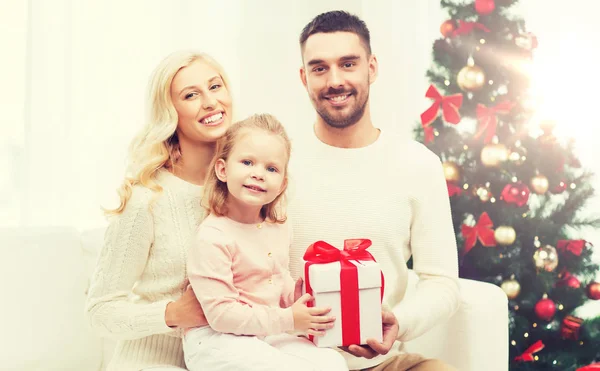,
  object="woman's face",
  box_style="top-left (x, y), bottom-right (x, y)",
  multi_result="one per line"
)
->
top-left (170, 59), bottom-right (233, 145)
